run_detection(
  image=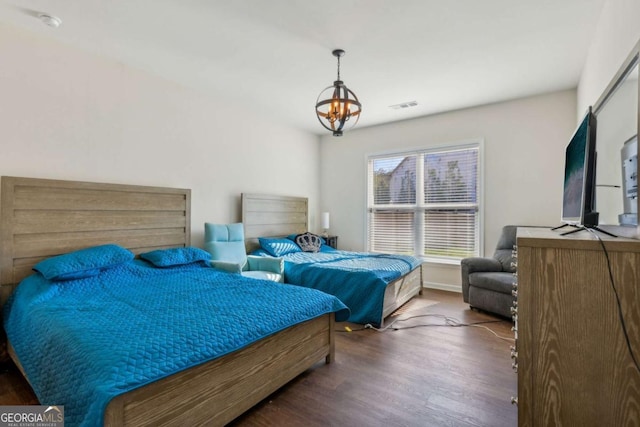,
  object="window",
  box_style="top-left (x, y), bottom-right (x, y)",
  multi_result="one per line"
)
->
top-left (367, 142), bottom-right (481, 263)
